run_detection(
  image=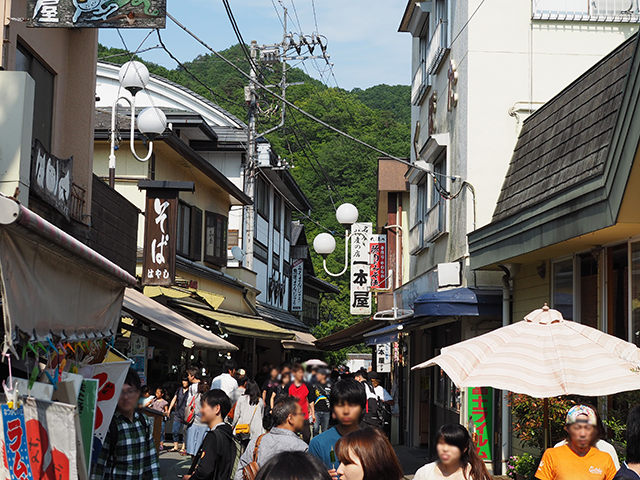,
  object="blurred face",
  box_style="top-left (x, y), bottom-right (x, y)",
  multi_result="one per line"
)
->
top-left (293, 369), bottom-right (304, 382)
top-left (566, 421), bottom-right (595, 449)
top-left (187, 373), bottom-right (195, 383)
top-left (290, 404), bottom-right (305, 432)
top-left (371, 379), bottom-right (380, 388)
top-left (337, 449), bottom-right (364, 480)
top-left (316, 372), bottom-right (326, 383)
top-left (333, 401), bottom-right (362, 427)
top-left (182, 379), bottom-right (189, 388)
top-left (436, 437), bottom-right (463, 467)
top-left (155, 389), bottom-right (162, 398)
top-left (281, 368), bottom-right (290, 380)
top-left (200, 401), bottom-right (221, 424)
top-left (354, 375), bottom-right (364, 383)
top-left (118, 383), bottom-right (140, 415)
top-left (270, 368), bottom-right (279, 380)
